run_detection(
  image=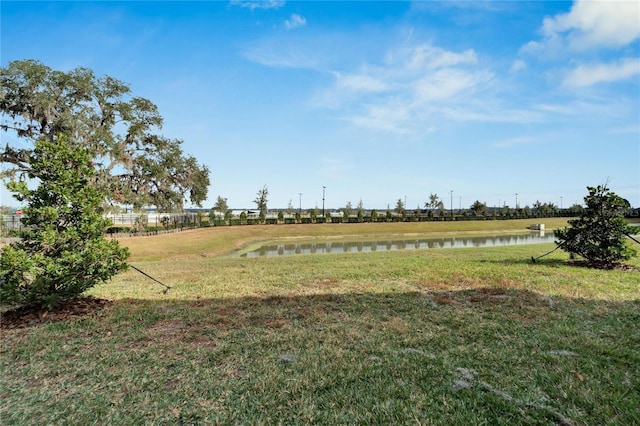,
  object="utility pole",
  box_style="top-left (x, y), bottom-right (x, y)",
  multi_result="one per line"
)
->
top-left (299, 193), bottom-right (303, 214)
